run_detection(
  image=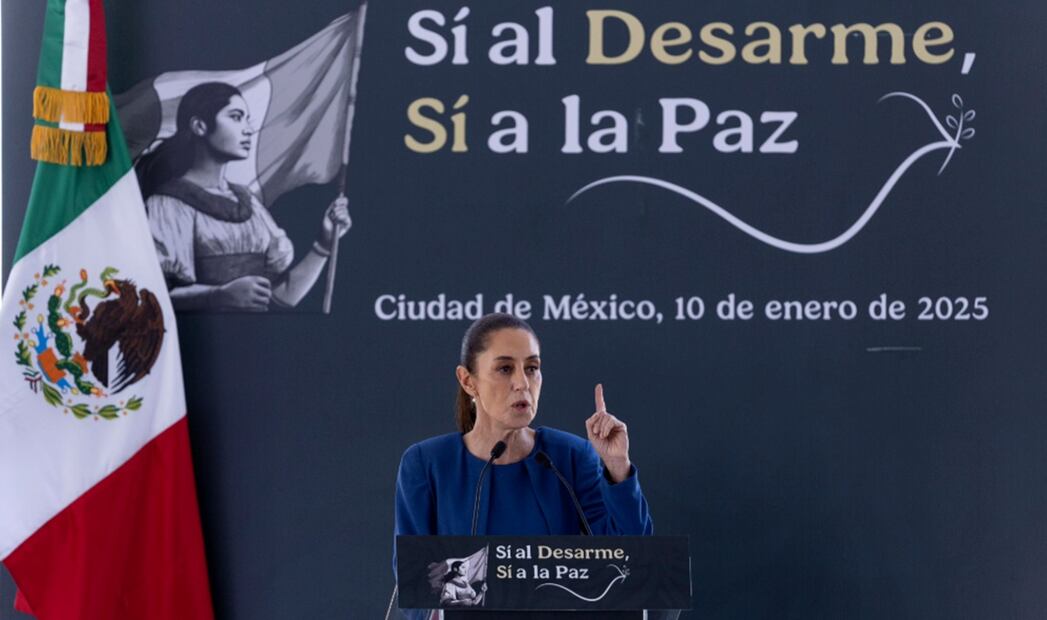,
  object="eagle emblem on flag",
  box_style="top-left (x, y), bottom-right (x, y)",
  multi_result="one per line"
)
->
top-left (12, 265), bottom-right (164, 420)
